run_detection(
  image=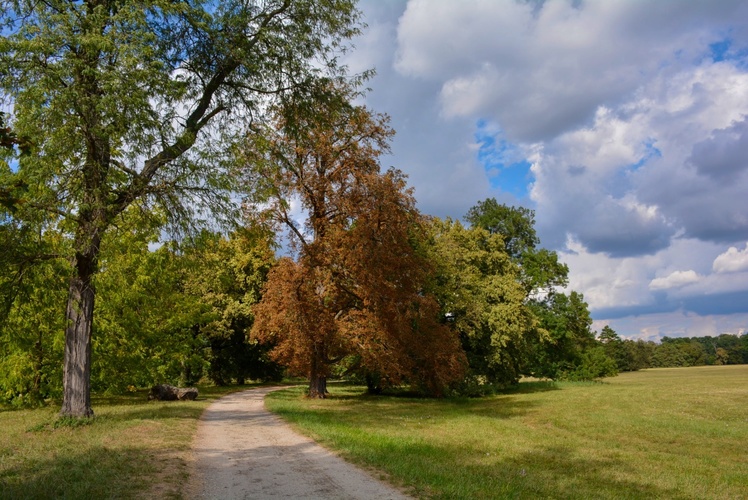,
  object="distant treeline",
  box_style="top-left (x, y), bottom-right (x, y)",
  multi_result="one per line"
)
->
top-left (598, 329), bottom-right (748, 372)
